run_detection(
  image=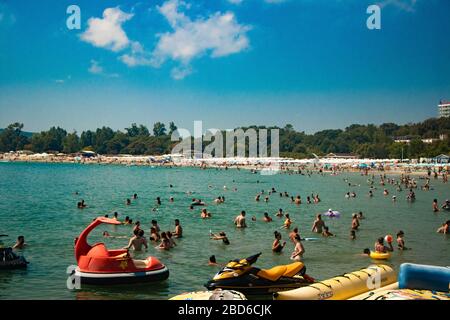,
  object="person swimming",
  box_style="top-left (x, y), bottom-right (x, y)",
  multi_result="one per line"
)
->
top-left (208, 255), bottom-right (219, 266)
top-left (263, 212), bottom-right (272, 222)
top-left (396, 230), bottom-right (407, 250)
top-left (322, 226), bottom-right (334, 237)
top-left (12, 236), bottom-right (26, 249)
top-left (151, 220), bottom-right (161, 233)
top-left (210, 231), bottom-right (230, 245)
top-left (201, 208), bottom-right (211, 219)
